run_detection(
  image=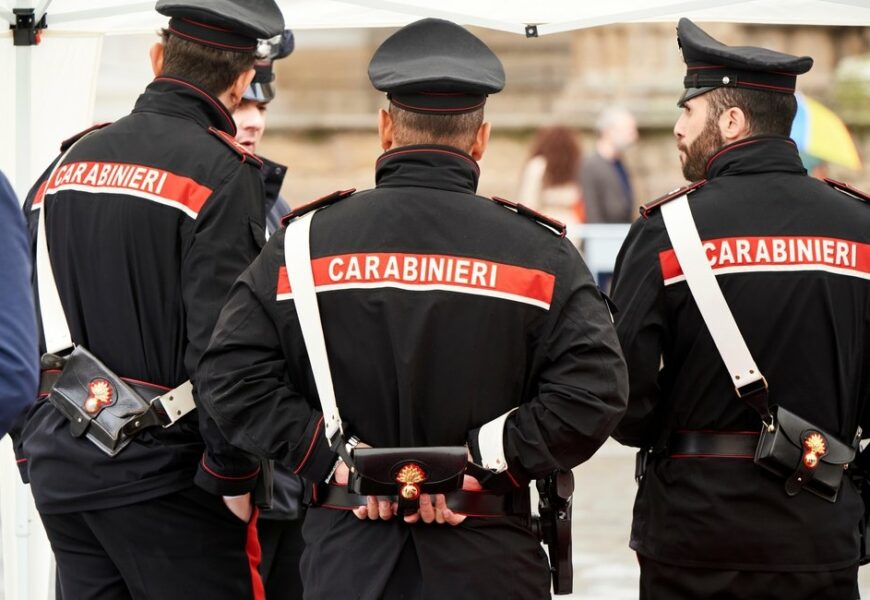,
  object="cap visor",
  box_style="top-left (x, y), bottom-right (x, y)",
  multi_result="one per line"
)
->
top-left (678, 86), bottom-right (716, 106)
top-left (243, 82), bottom-right (275, 103)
